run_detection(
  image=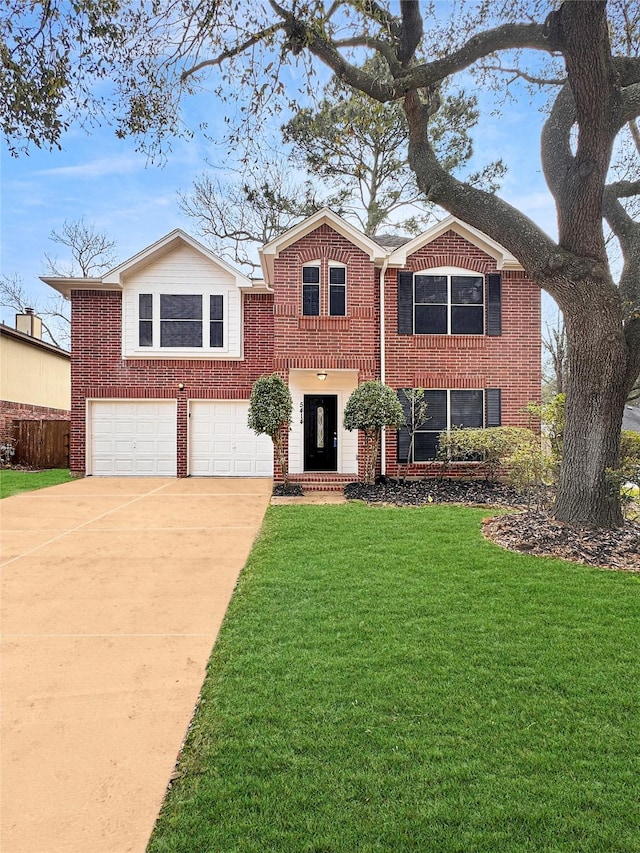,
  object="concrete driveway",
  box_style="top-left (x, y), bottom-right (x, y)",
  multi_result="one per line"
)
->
top-left (1, 477), bottom-right (271, 853)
